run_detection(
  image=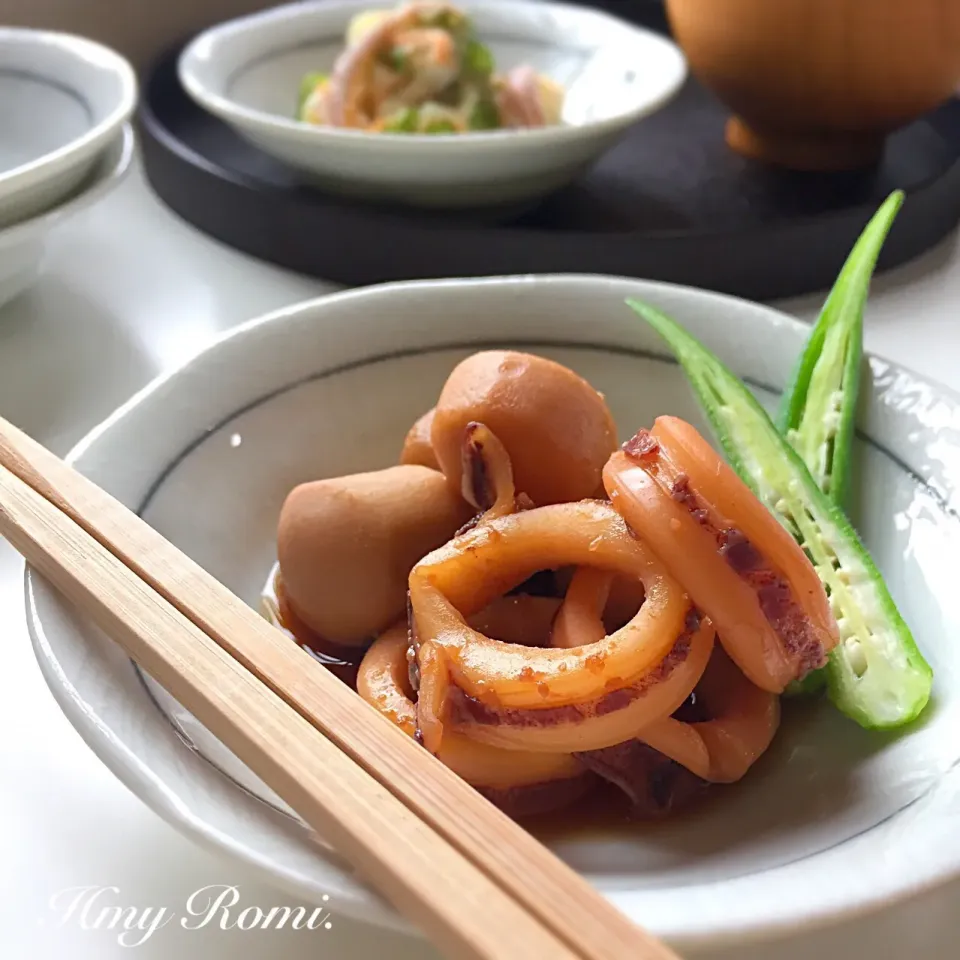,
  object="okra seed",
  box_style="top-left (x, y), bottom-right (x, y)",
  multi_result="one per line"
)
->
top-left (845, 638), bottom-right (868, 677)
